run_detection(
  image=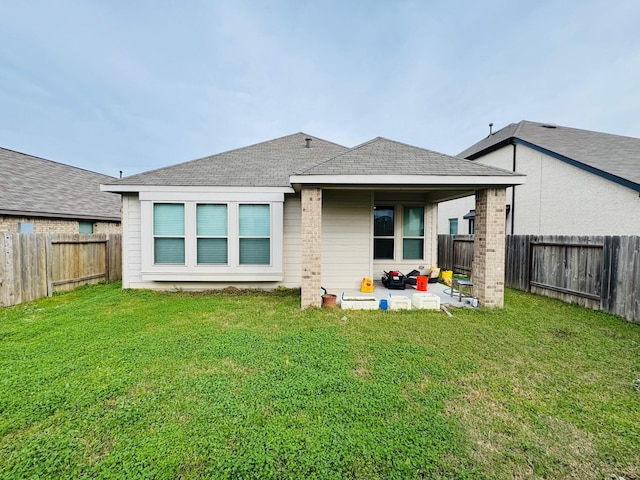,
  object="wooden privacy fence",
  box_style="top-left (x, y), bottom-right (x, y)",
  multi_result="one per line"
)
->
top-left (0, 233), bottom-right (122, 307)
top-left (438, 234), bottom-right (640, 323)
top-left (437, 234), bottom-right (474, 276)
